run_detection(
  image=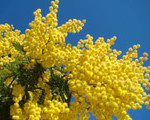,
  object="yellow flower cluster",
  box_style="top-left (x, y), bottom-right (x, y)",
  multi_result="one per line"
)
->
top-left (10, 69), bottom-right (77, 120)
top-left (0, 24), bottom-right (25, 67)
top-left (0, 0), bottom-right (150, 120)
top-left (68, 35), bottom-right (150, 119)
top-left (10, 97), bottom-right (73, 120)
top-left (5, 77), bottom-right (13, 86)
top-left (22, 0), bottom-right (85, 69)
